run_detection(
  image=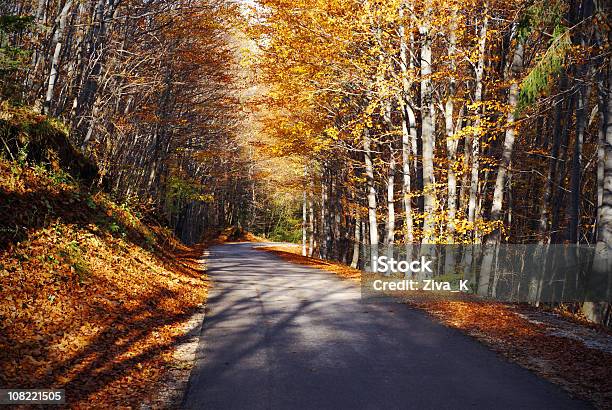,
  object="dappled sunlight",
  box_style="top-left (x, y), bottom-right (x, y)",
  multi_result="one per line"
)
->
top-left (262, 241), bottom-right (612, 408)
top-left (0, 160), bottom-right (208, 407)
top-left (0, 0), bottom-right (610, 407)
